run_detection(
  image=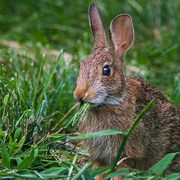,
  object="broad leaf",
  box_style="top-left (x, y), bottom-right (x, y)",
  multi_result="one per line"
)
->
top-left (40, 167), bottom-right (65, 175)
top-left (149, 152), bottom-right (180, 174)
top-left (165, 172), bottom-right (180, 180)
top-left (1, 140), bottom-right (10, 169)
top-left (16, 146), bottom-right (38, 169)
top-left (103, 168), bottom-right (130, 179)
